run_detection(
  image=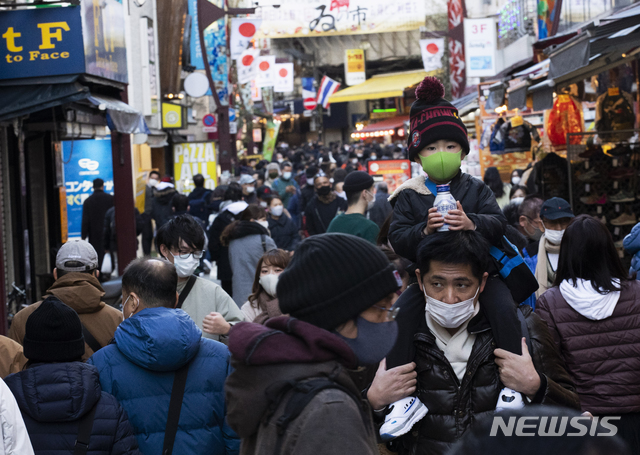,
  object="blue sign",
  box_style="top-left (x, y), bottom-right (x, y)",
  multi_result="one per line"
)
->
top-left (188, 0), bottom-right (205, 70)
top-left (63, 138), bottom-right (114, 238)
top-left (228, 108), bottom-right (236, 122)
top-left (0, 6), bottom-right (85, 79)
